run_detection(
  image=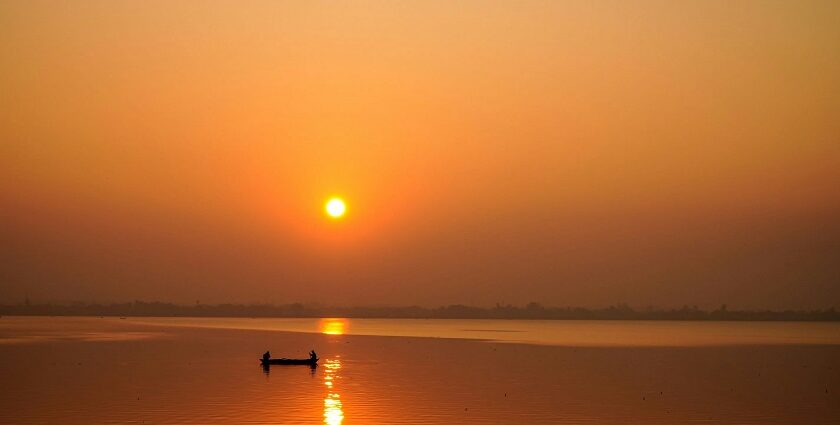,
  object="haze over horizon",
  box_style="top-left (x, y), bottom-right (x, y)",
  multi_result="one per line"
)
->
top-left (2, 1), bottom-right (839, 310)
